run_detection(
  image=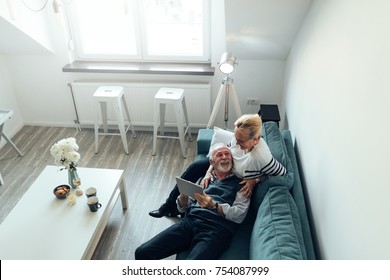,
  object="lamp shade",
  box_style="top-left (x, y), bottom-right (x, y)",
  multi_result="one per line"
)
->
top-left (219, 52), bottom-right (236, 74)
